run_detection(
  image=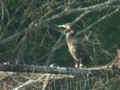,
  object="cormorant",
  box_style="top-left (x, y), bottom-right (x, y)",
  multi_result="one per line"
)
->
top-left (56, 24), bottom-right (91, 68)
